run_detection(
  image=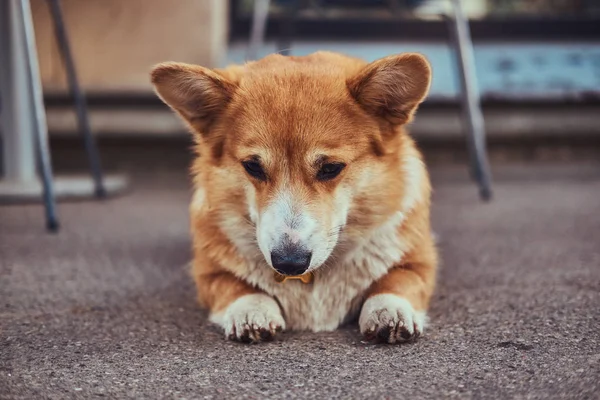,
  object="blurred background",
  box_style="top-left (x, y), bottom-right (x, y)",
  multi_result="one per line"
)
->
top-left (25, 0), bottom-right (600, 178)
